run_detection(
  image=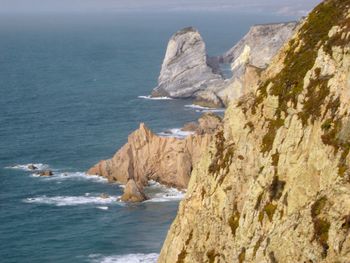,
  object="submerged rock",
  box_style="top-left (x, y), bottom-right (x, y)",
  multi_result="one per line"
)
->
top-left (121, 179), bottom-right (148, 203)
top-left (37, 170), bottom-right (53, 177)
top-left (27, 164), bottom-right (38, 170)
